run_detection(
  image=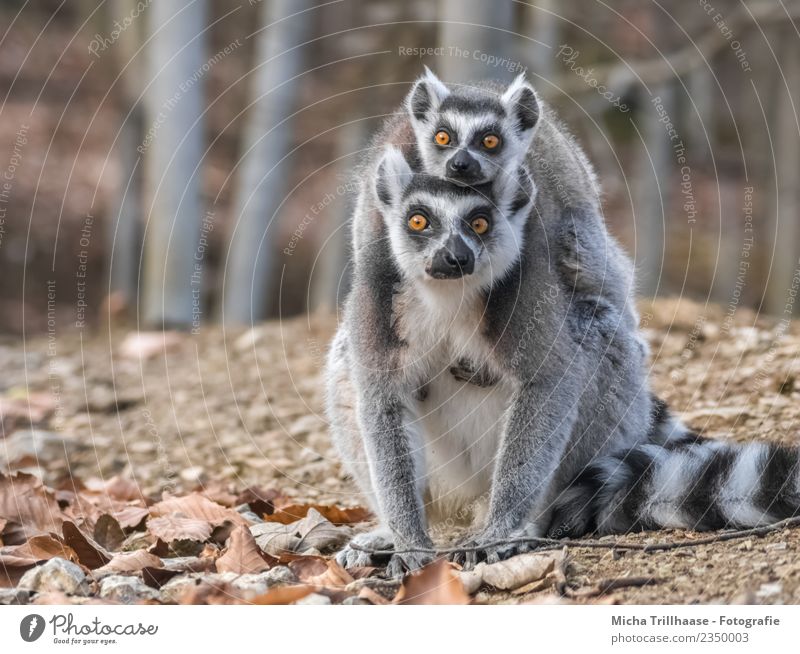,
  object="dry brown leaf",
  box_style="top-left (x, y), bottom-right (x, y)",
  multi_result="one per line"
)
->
top-left (93, 514), bottom-right (126, 551)
top-left (95, 550), bottom-right (163, 574)
top-left (150, 493), bottom-right (245, 527)
top-left (83, 476), bottom-right (143, 502)
top-left (250, 585), bottom-right (316, 605)
top-left (62, 521), bottom-right (111, 569)
top-left (0, 535), bottom-right (79, 587)
top-left (358, 586), bottom-right (390, 605)
top-left (250, 508), bottom-right (351, 556)
top-left (196, 481), bottom-right (238, 507)
top-left (147, 515), bottom-right (213, 543)
top-left (0, 472), bottom-right (63, 534)
top-left (459, 550), bottom-right (563, 593)
top-left (111, 506), bottom-right (149, 530)
top-left (265, 503), bottom-right (371, 525)
top-left (176, 580), bottom-right (248, 605)
top-left (235, 486), bottom-right (282, 516)
top-left (394, 558), bottom-right (470, 605)
top-left (289, 557), bottom-right (353, 588)
top-left (4, 535), bottom-right (78, 564)
top-left (215, 525), bottom-right (276, 574)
